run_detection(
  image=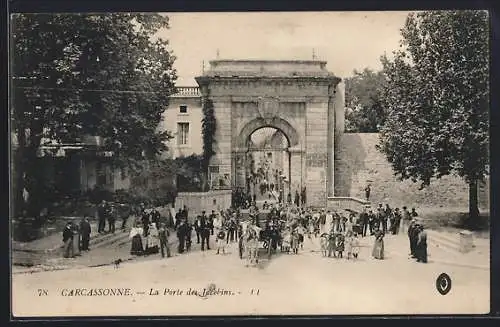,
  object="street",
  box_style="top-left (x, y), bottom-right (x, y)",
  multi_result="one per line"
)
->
top-left (12, 233), bottom-right (490, 316)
